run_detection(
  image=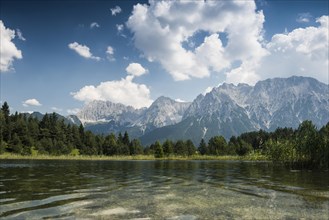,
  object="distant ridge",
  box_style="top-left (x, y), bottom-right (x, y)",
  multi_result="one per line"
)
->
top-left (74, 76), bottom-right (329, 145)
